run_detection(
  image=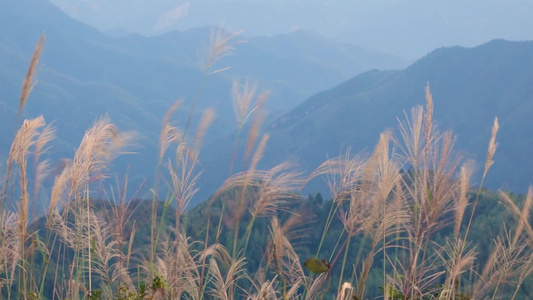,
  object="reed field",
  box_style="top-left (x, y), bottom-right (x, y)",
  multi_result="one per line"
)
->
top-left (1, 32), bottom-right (532, 300)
